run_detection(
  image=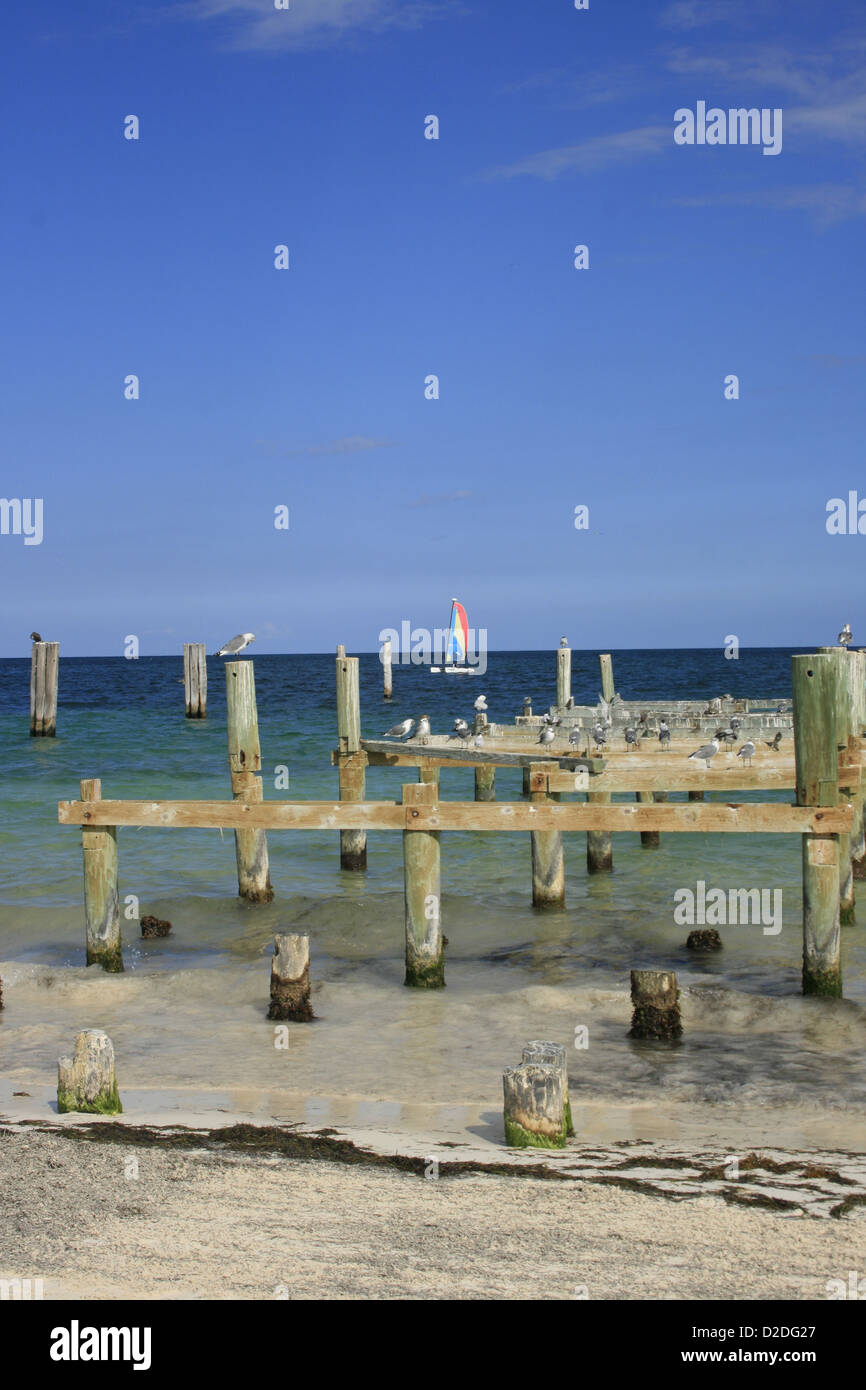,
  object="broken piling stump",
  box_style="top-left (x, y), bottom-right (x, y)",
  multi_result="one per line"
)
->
top-left (183, 642), bottom-right (207, 718)
top-left (686, 928), bottom-right (722, 951)
top-left (30, 639), bottom-right (59, 736)
top-left (140, 915), bottom-right (172, 938)
top-left (502, 1061), bottom-right (566, 1149)
top-left (629, 969), bottom-right (682, 1040)
top-left (522, 1040), bottom-right (573, 1137)
top-left (268, 933), bottom-right (314, 1021)
top-left (57, 1030), bottom-right (122, 1115)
